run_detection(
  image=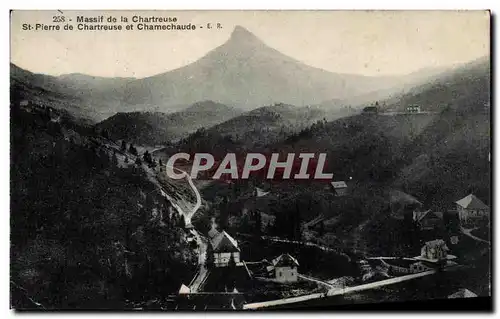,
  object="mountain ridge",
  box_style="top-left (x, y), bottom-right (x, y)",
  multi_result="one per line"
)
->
top-left (10, 26), bottom-right (489, 121)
